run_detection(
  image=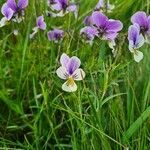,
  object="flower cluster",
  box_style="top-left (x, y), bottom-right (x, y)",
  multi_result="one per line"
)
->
top-left (0, 0), bottom-right (150, 92)
top-left (80, 11), bottom-right (123, 54)
top-left (128, 11), bottom-right (150, 62)
top-left (0, 0), bottom-right (28, 27)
